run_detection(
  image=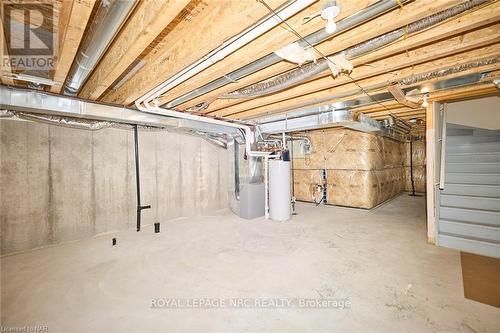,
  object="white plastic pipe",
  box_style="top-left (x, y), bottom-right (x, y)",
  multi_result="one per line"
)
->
top-left (136, 100), bottom-right (271, 157)
top-left (264, 156), bottom-right (269, 219)
top-left (137, 0), bottom-right (316, 107)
